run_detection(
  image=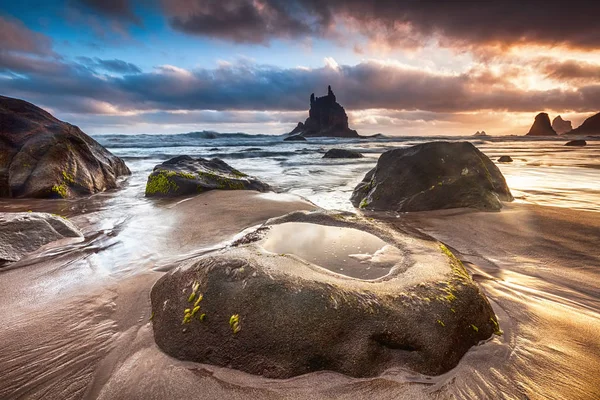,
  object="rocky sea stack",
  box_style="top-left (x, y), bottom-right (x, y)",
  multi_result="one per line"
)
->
top-left (288, 86), bottom-right (359, 138)
top-left (0, 212), bottom-right (82, 264)
top-left (351, 142), bottom-right (513, 212)
top-left (566, 112), bottom-right (600, 136)
top-left (526, 113), bottom-right (557, 136)
top-left (552, 115), bottom-right (572, 134)
top-left (0, 96), bottom-right (130, 198)
top-left (151, 211), bottom-right (498, 378)
top-left (145, 155), bottom-right (270, 197)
